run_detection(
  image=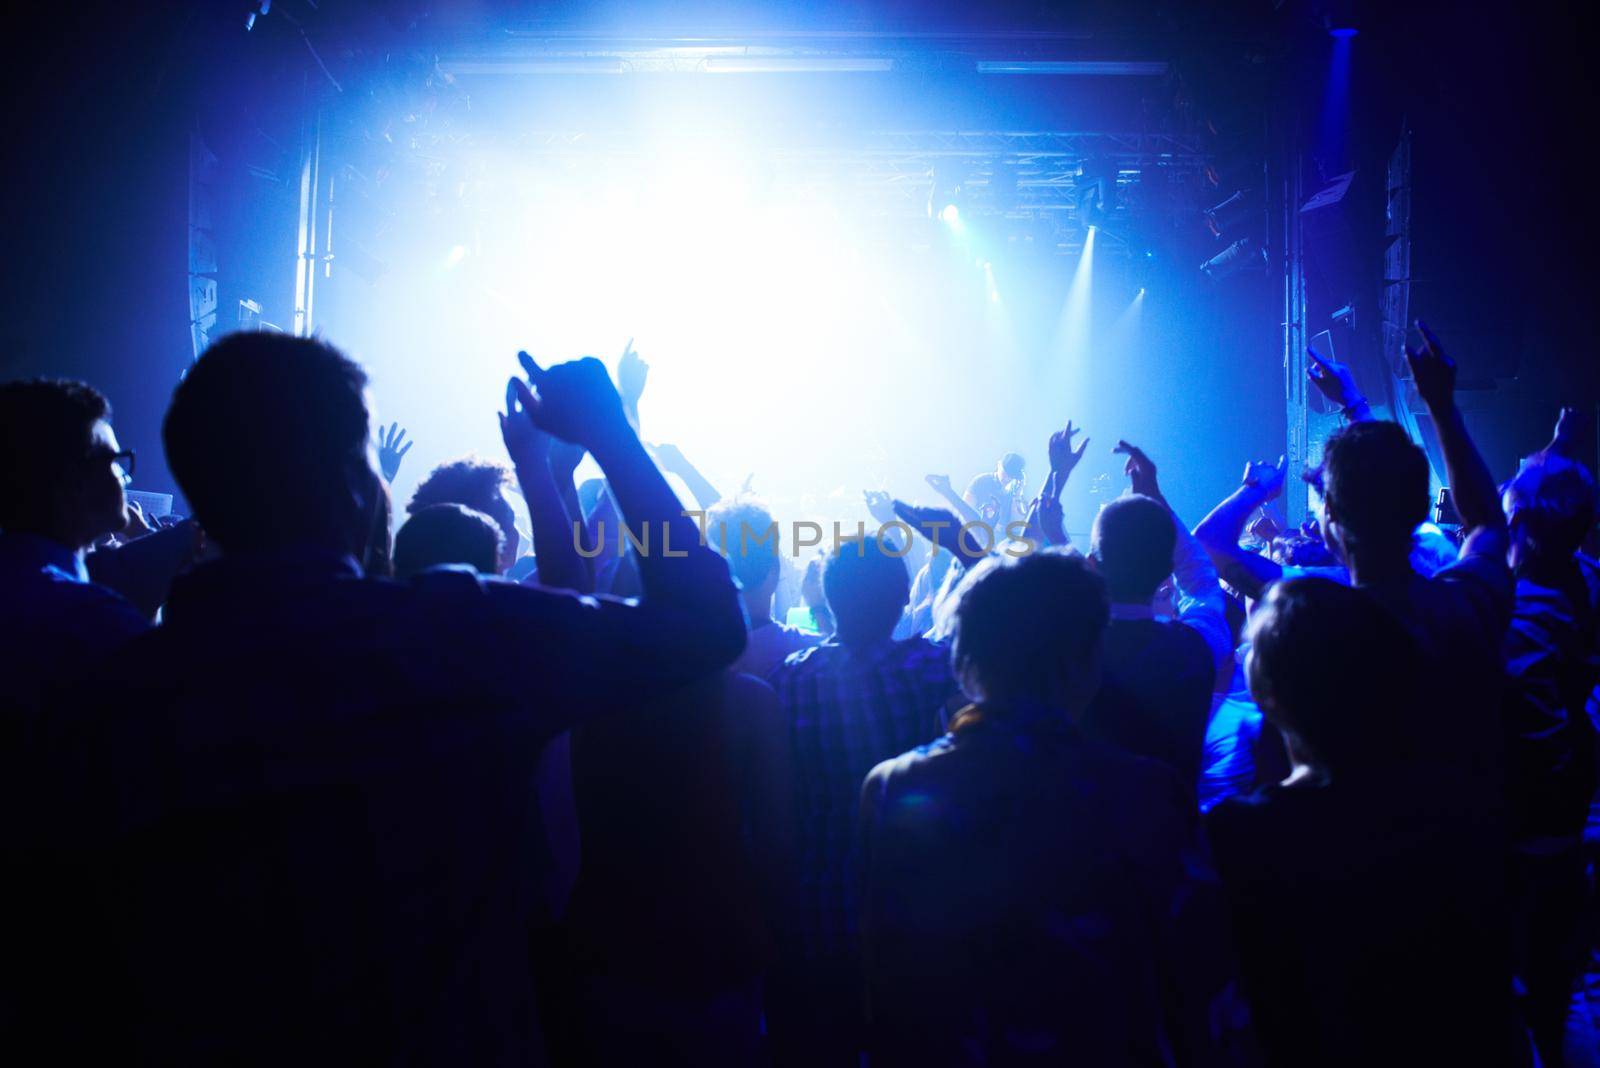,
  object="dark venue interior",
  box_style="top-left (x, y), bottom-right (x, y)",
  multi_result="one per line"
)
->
top-left (4, 1), bottom-right (1600, 1065)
